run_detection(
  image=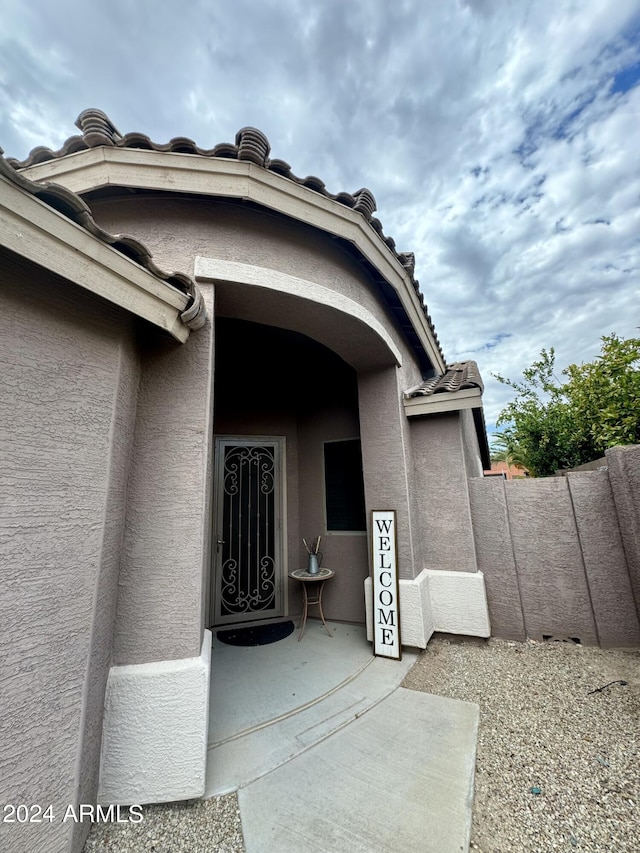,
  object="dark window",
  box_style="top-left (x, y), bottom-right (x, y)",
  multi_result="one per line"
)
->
top-left (324, 439), bottom-right (366, 531)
